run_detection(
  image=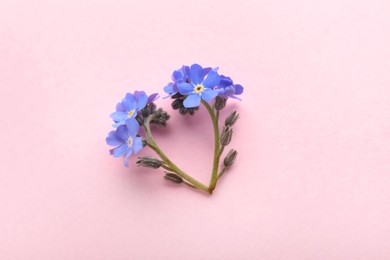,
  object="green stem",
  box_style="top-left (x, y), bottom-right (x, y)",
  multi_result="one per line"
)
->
top-left (143, 118), bottom-right (210, 193)
top-left (202, 100), bottom-right (221, 192)
top-left (217, 167), bottom-right (226, 180)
